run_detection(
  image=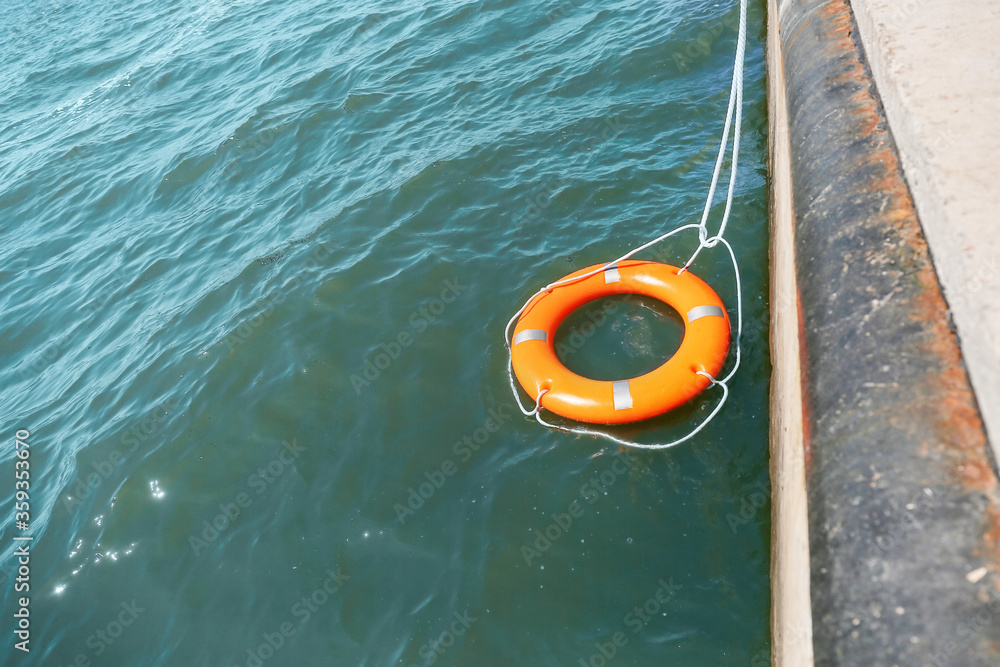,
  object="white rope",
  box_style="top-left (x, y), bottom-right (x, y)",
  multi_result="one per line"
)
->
top-left (505, 0), bottom-right (748, 450)
top-left (532, 372), bottom-right (729, 450)
top-left (684, 0), bottom-right (748, 271)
